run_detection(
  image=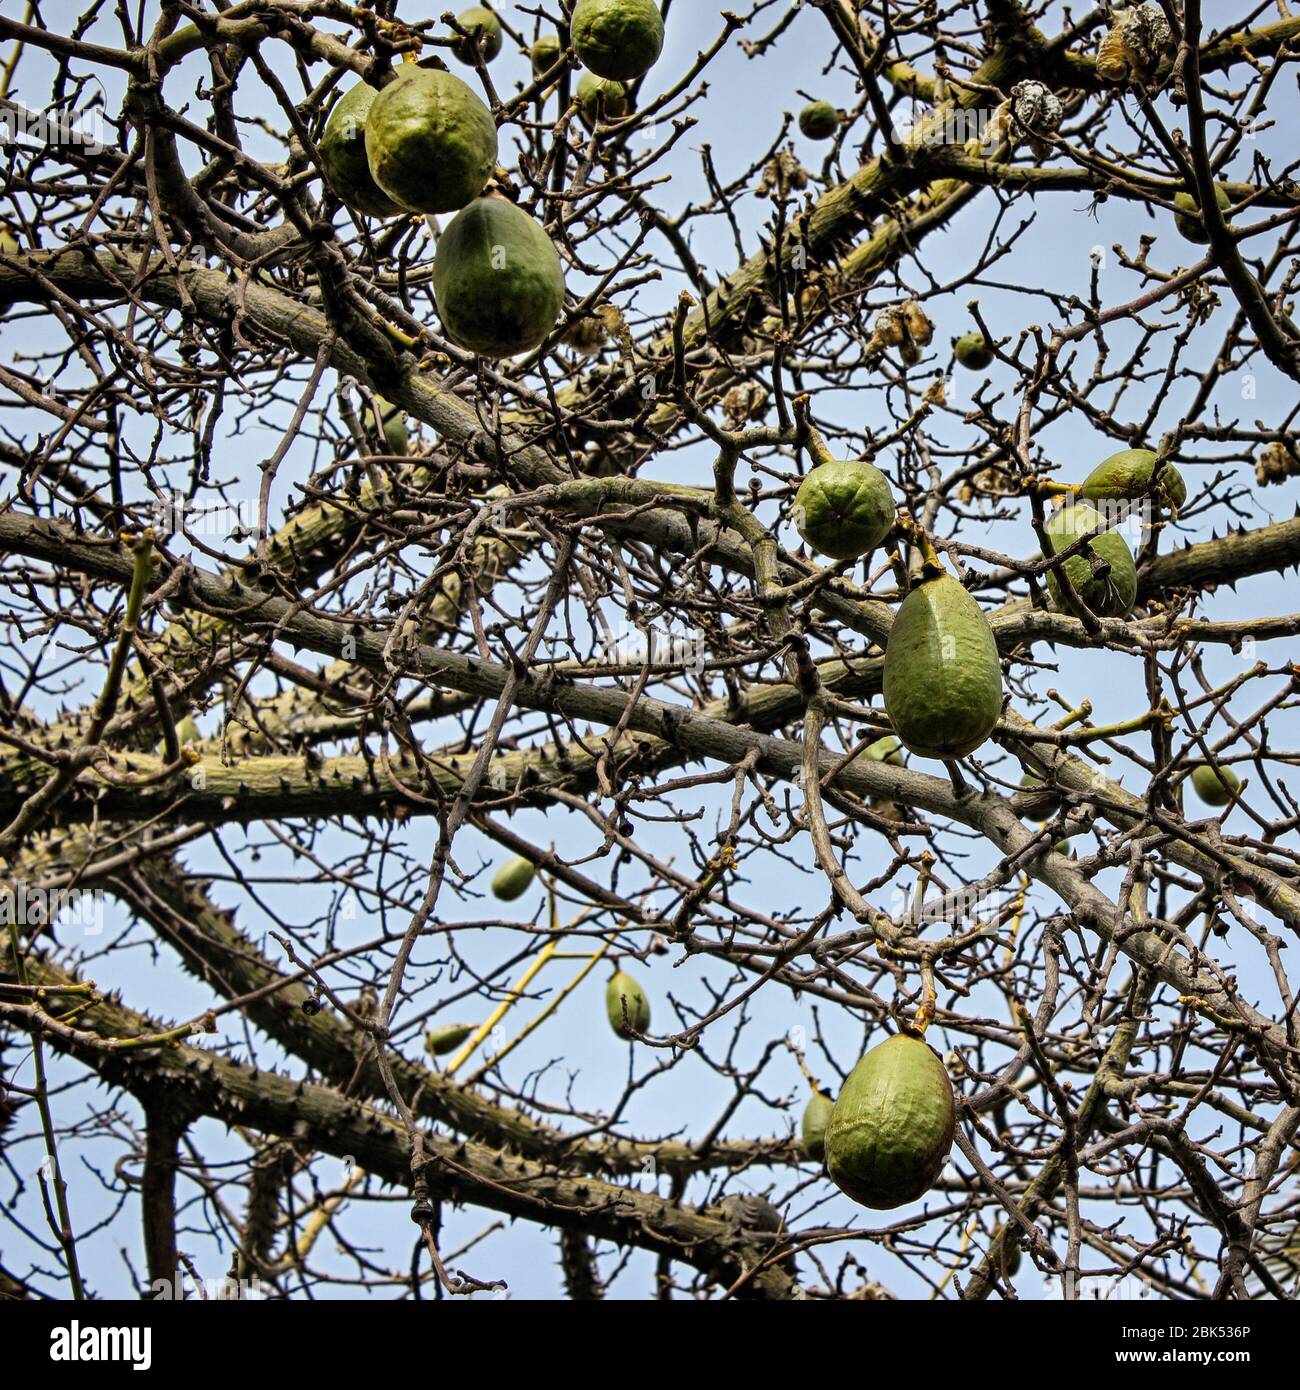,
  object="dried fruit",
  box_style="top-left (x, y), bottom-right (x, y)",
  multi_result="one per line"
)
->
top-left (798, 100), bottom-right (840, 140)
top-left (1096, 4), bottom-right (1173, 83)
top-left (721, 383), bottom-right (770, 428)
top-left (571, 0), bottom-right (664, 82)
top-left (1079, 448), bottom-right (1186, 512)
top-left (606, 968), bottom-right (651, 1038)
top-left (801, 1092), bottom-right (834, 1162)
top-left (1255, 441), bottom-right (1300, 486)
top-left (954, 332), bottom-right (993, 370)
top-left (793, 459), bottom-right (896, 561)
top-left (319, 82), bottom-right (404, 218)
top-left (452, 7), bottom-right (502, 64)
top-left (1043, 501), bottom-right (1138, 619)
top-left (576, 71), bottom-right (629, 126)
top-left (491, 854), bottom-right (536, 900)
top-left (425, 1022), bottom-right (476, 1056)
top-left (1191, 762), bottom-right (1241, 808)
top-left (1010, 80), bottom-right (1063, 136)
top-left (1173, 184), bottom-right (1231, 243)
